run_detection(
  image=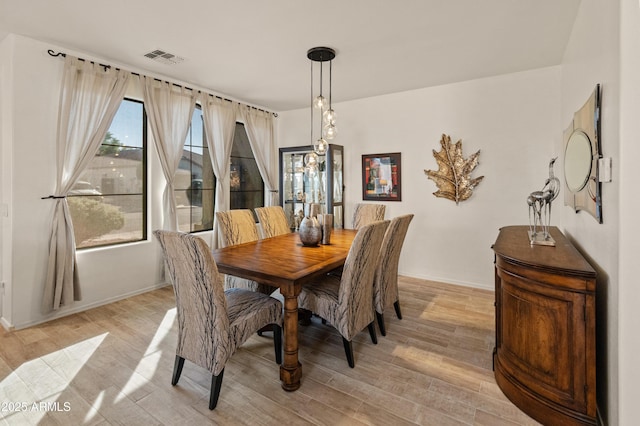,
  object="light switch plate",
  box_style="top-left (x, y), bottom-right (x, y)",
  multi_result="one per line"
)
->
top-left (599, 157), bottom-right (612, 182)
